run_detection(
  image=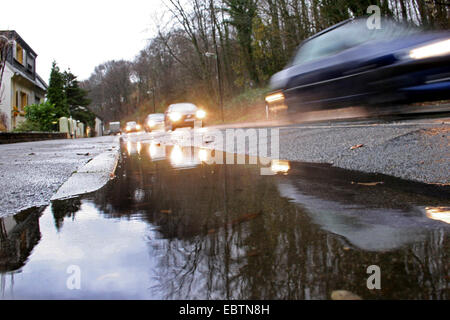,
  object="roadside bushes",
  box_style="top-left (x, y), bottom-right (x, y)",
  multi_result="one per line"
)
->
top-left (14, 101), bottom-right (58, 132)
top-left (0, 111), bottom-right (7, 131)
